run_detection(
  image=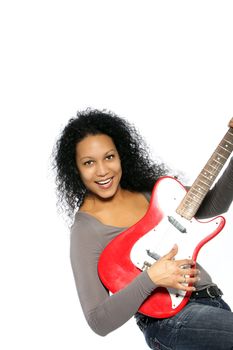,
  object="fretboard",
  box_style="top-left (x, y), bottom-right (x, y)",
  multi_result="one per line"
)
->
top-left (176, 125), bottom-right (233, 220)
